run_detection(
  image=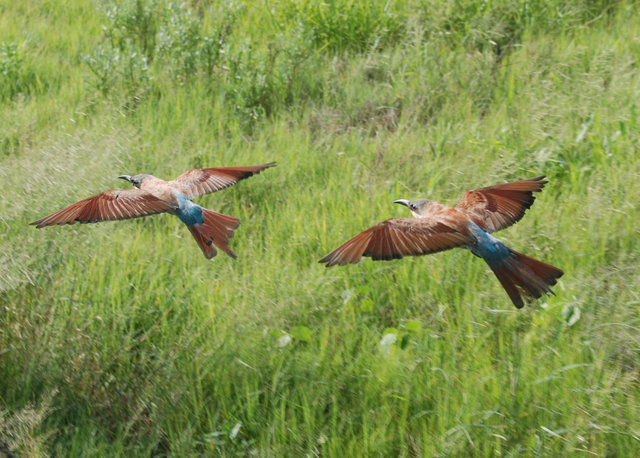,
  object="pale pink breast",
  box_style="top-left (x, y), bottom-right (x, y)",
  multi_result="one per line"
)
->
top-left (140, 177), bottom-right (179, 203)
